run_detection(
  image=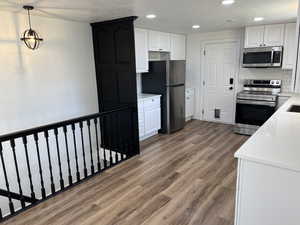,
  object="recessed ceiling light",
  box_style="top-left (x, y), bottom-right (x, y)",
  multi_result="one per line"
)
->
top-left (192, 25), bottom-right (200, 29)
top-left (254, 17), bottom-right (264, 22)
top-left (222, 0), bottom-right (235, 5)
top-left (146, 14), bottom-right (156, 19)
